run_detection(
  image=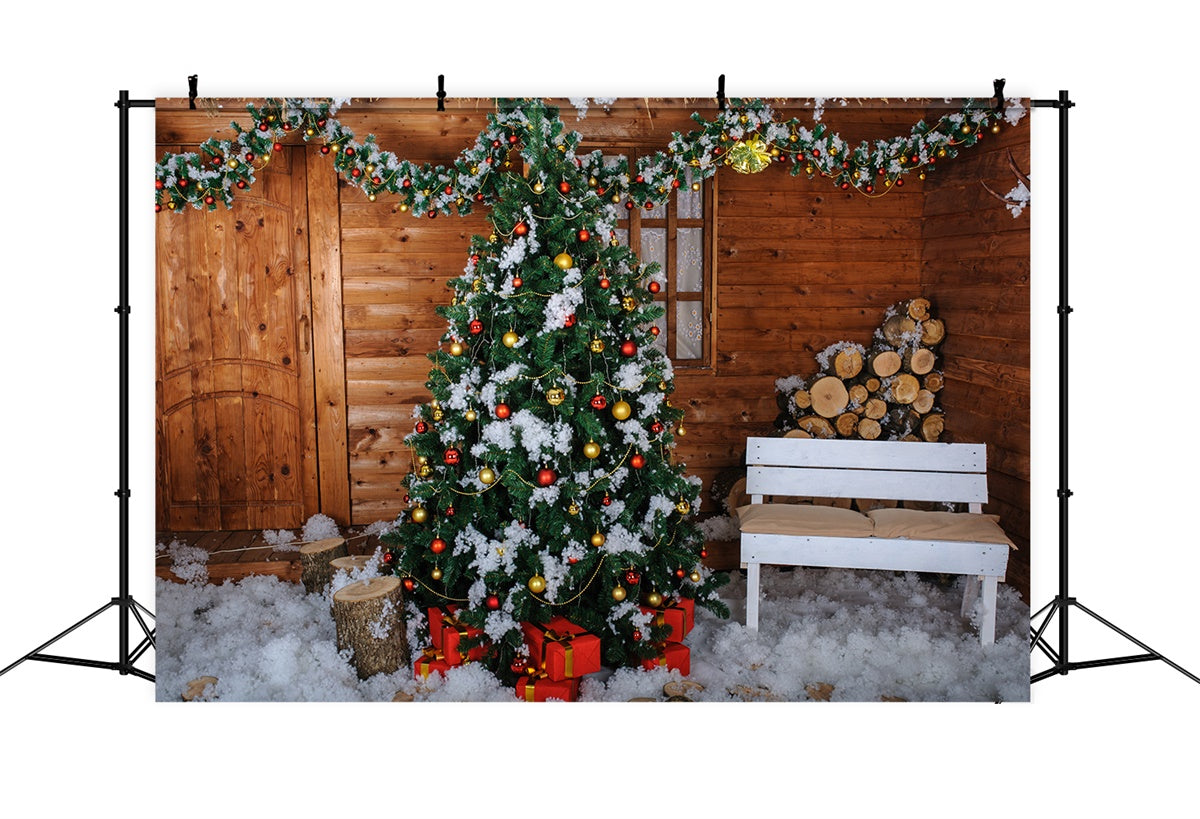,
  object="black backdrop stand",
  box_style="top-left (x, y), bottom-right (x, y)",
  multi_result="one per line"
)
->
top-left (2, 86), bottom-right (1195, 691)
top-left (0, 91), bottom-right (156, 684)
top-left (1029, 90), bottom-right (1198, 686)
